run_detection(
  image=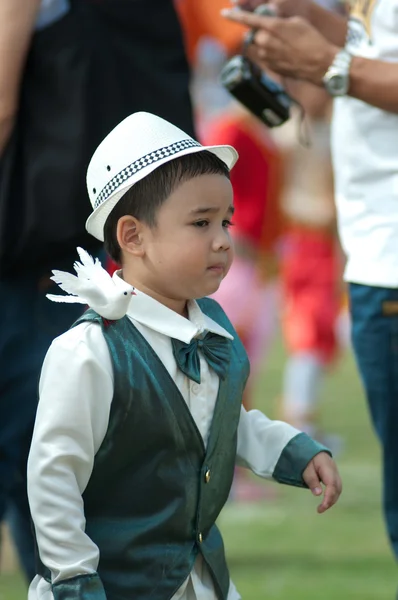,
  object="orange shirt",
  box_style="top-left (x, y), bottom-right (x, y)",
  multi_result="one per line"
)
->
top-left (175, 0), bottom-right (247, 63)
